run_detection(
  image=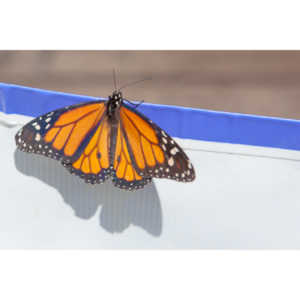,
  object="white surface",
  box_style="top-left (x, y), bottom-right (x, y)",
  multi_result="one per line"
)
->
top-left (2, 113), bottom-right (300, 248)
